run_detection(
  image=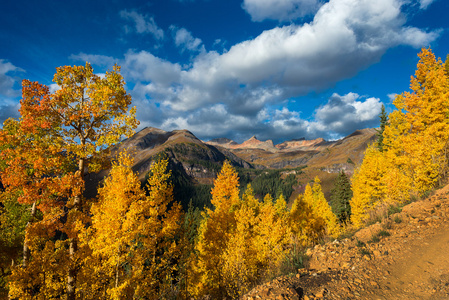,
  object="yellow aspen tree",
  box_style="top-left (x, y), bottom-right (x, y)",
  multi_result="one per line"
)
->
top-left (350, 145), bottom-right (388, 228)
top-left (310, 177), bottom-right (340, 237)
top-left (255, 193), bottom-right (290, 278)
top-left (221, 184), bottom-right (260, 299)
top-left (274, 193), bottom-right (287, 216)
top-left (84, 153), bottom-right (146, 299)
top-left (302, 178), bottom-right (339, 237)
top-left (135, 155), bottom-right (183, 300)
top-left (383, 48), bottom-right (449, 194)
top-left (14, 63), bottom-right (138, 300)
top-left (82, 154), bottom-right (182, 299)
top-left (289, 192), bottom-right (325, 245)
top-left (191, 161), bottom-right (240, 298)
